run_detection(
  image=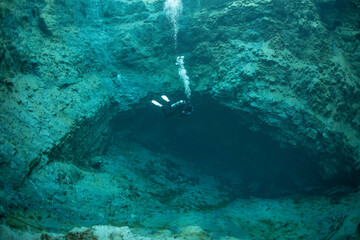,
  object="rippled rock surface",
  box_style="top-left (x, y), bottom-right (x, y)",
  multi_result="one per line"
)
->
top-left (1, 0), bottom-right (360, 239)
